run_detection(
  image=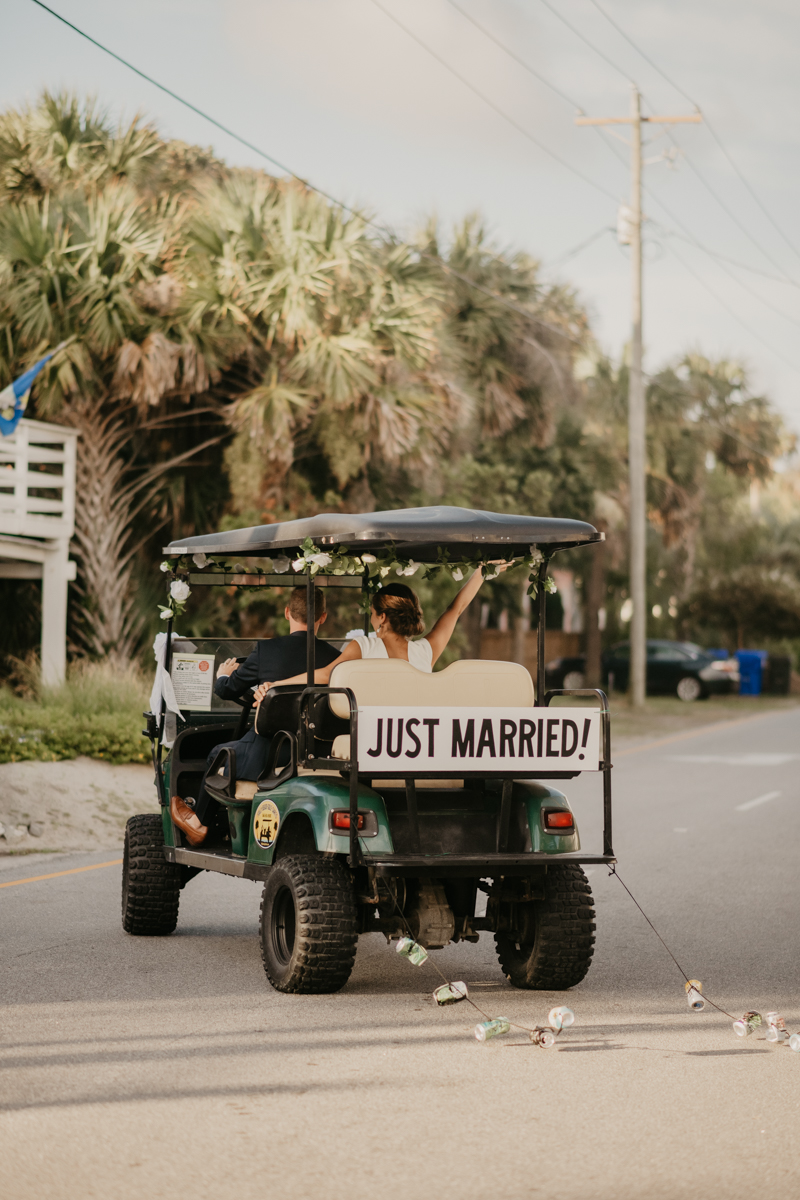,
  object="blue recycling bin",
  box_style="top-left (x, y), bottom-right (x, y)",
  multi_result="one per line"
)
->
top-left (736, 650), bottom-right (768, 695)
